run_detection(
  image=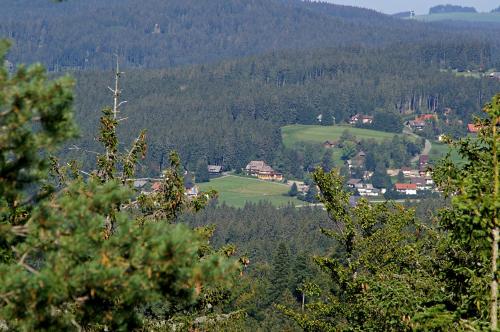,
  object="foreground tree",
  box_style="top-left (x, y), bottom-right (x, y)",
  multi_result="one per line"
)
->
top-left (425, 93), bottom-right (500, 329)
top-left (0, 45), bottom-right (240, 330)
top-left (278, 167), bottom-right (446, 331)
